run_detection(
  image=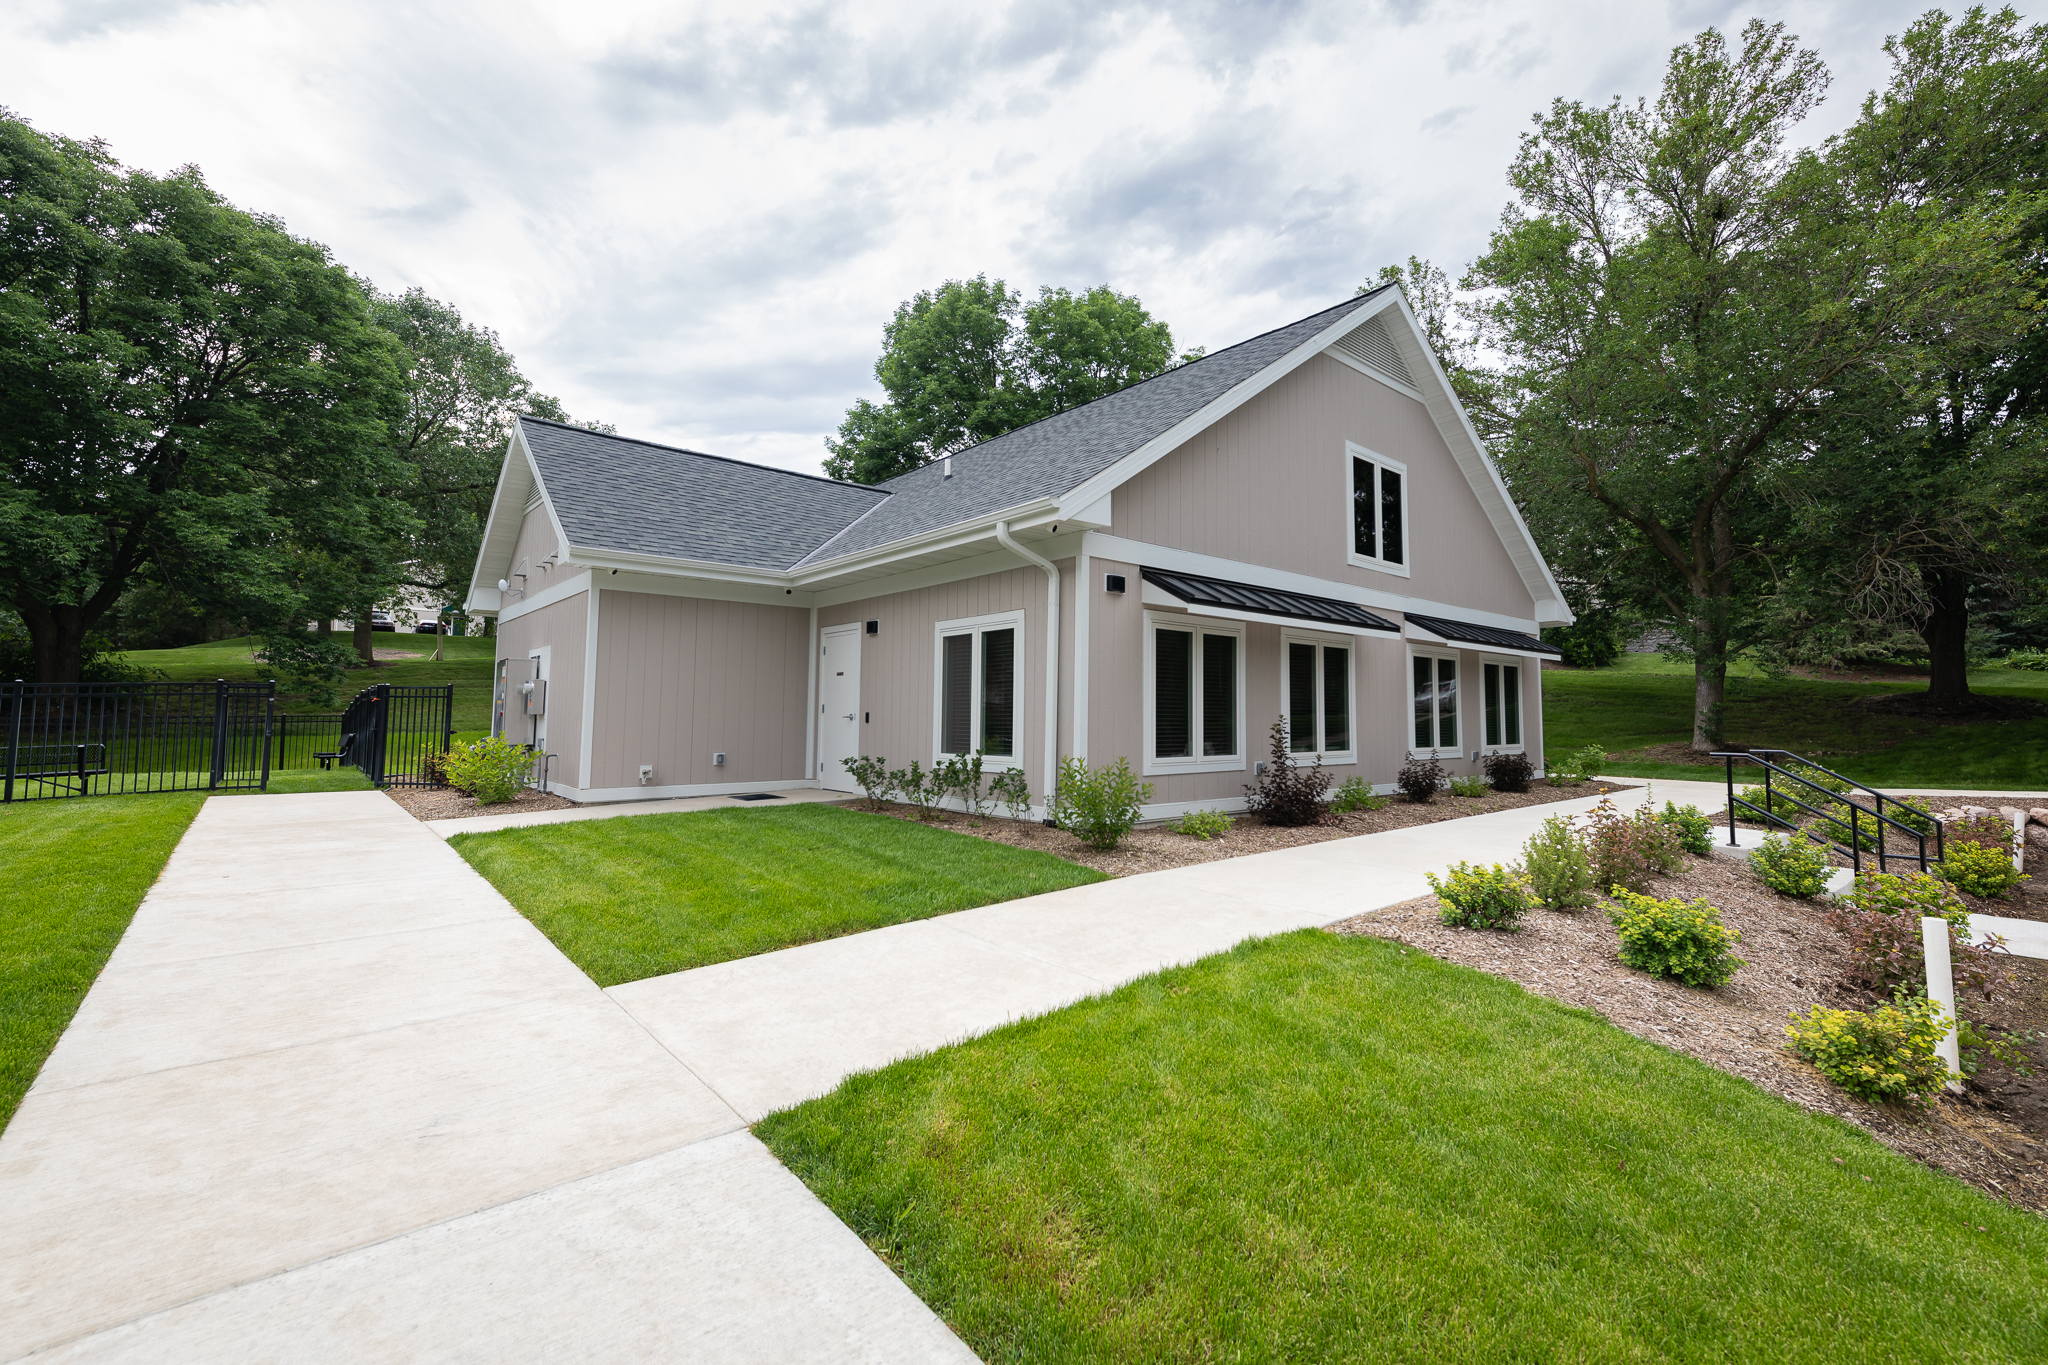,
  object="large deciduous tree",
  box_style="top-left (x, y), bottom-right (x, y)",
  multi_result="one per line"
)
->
top-left (0, 111), bottom-right (407, 683)
top-left (824, 278), bottom-right (1184, 484)
top-left (1469, 20), bottom-right (2036, 751)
